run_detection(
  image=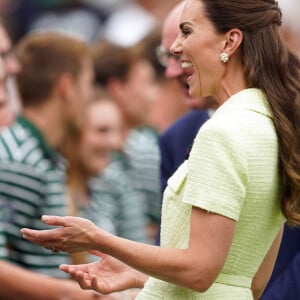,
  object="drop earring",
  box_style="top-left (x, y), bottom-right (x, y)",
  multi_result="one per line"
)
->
top-left (220, 52), bottom-right (229, 63)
